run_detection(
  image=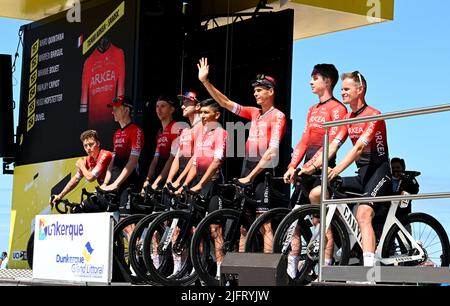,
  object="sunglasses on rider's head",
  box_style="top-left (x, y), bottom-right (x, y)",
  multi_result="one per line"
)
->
top-left (108, 96), bottom-right (134, 108)
top-left (352, 71), bottom-right (364, 86)
top-left (252, 74), bottom-right (276, 88)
